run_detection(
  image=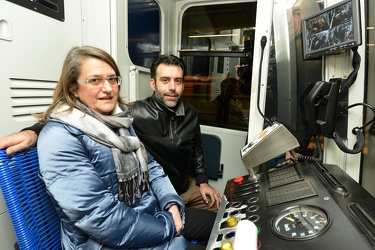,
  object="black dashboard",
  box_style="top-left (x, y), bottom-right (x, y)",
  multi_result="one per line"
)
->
top-left (207, 162), bottom-right (375, 250)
